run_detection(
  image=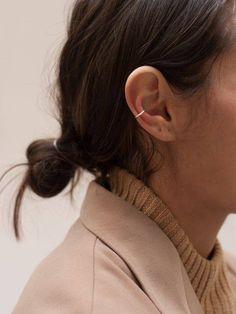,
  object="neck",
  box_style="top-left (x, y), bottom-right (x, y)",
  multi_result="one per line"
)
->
top-left (147, 153), bottom-right (228, 259)
top-left (108, 164), bottom-right (235, 313)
